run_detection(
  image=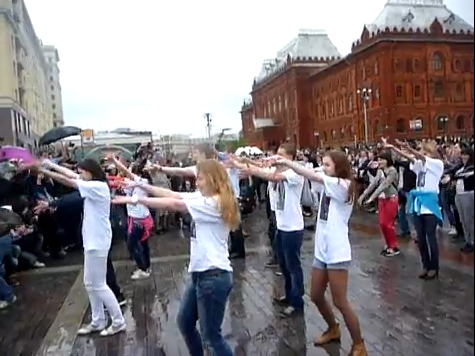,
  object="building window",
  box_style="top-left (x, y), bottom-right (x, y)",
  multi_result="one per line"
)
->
top-left (434, 80), bottom-right (444, 98)
top-left (340, 128), bottom-right (345, 140)
top-left (50, 85), bottom-right (54, 90)
top-left (52, 104), bottom-right (56, 109)
top-left (432, 52), bottom-right (444, 71)
top-left (414, 85), bottom-right (421, 98)
top-left (338, 98), bottom-right (344, 114)
top-left (331, 130), bottom-right (336, 140)
top-left (373, 87), bottom-right (380, 103)
top-left (393, 59), bottom-right (402, 71)
top-left (348, 94), bottom-right (354, 111)
top-left (414, 59), bottom-right (420, 71)
top-left (396, 85), bottom-right (403, 98)
top-left (396, 118), bottom-right (406, 133)
top-left (374, 61), bottom-right (379, 75)
top-left (373, 120), bottom-right (383, 138)
top-left (456, 115), bottom-right (465, 130)
top-left (455, 83), bottom-right (464, 101)
top-left (52, 94), bottom-right (55, 100)
top-left (436, 115), bottom-right (449, 131)
top-left (53, 113), bottom-right (57, 119)
top-left (454, 59), bottom-right (462, 72)
top-left (411, 117), bottom-right (424, 131)
top-left (50, 76), bottom-right (53, 81)
top-left (463, 59), bottom-right (471, 73)
top-left (406, 58), bottom-right (413, 72)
